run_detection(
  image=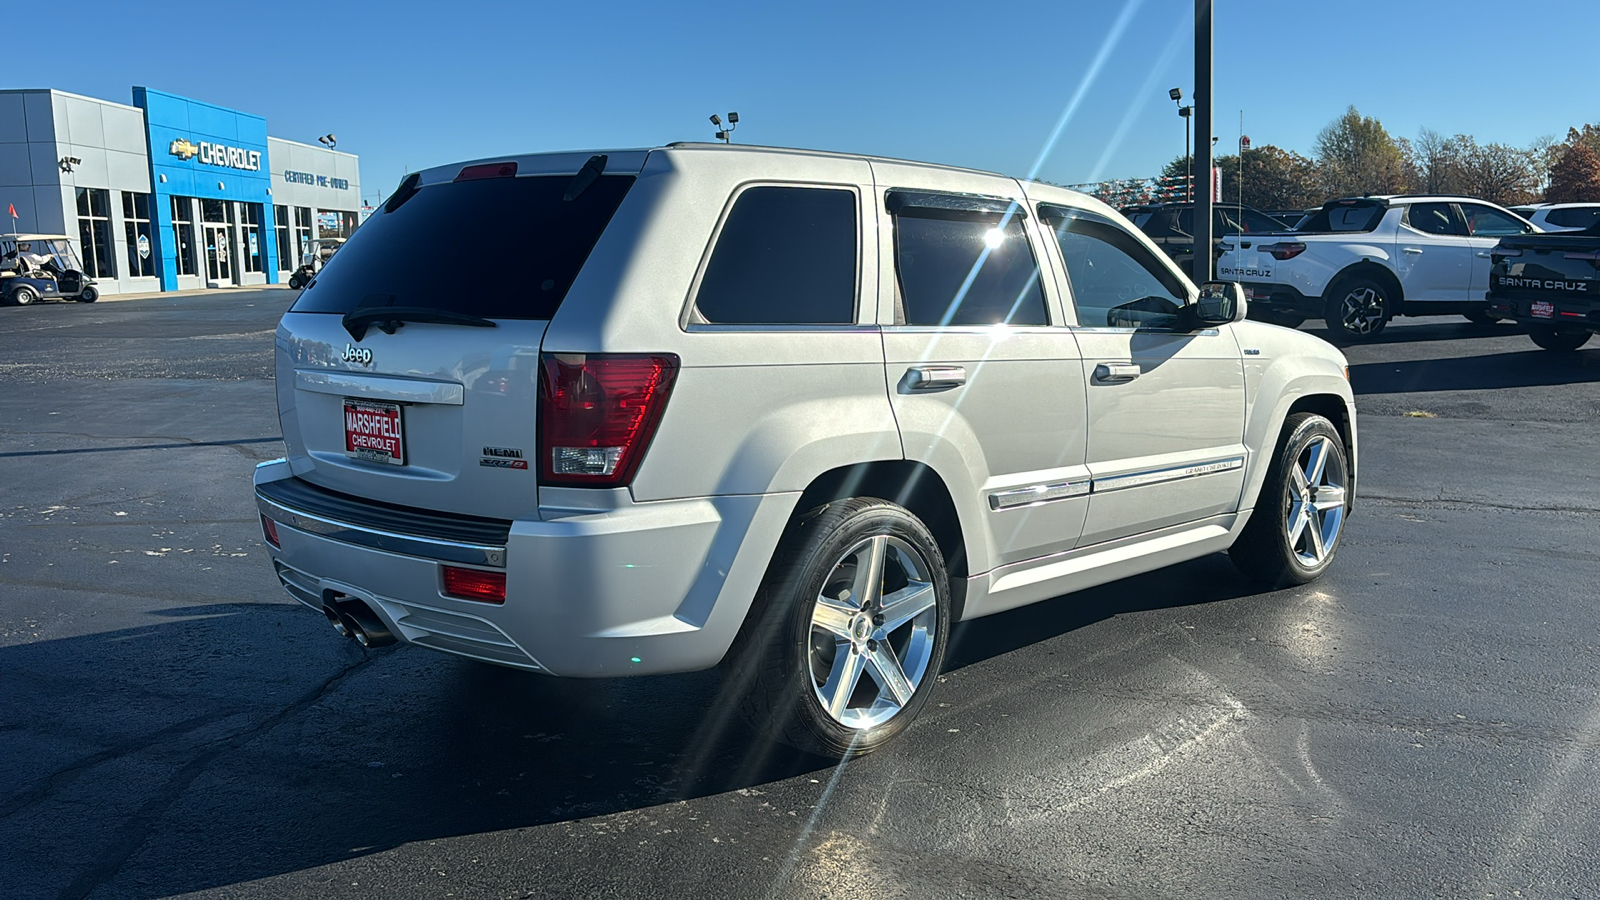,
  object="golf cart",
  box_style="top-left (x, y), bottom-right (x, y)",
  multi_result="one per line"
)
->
top-left (1, 234), bottom-right (98, 305)
top-left (286, 236), bottom-right (346, 289)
